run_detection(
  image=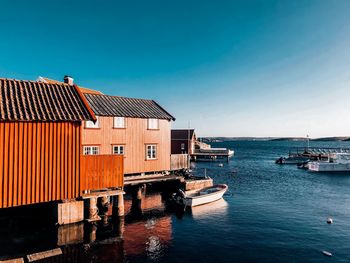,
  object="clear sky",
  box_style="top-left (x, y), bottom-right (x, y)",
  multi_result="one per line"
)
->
top-left (1, 0), bottom-right (350, 137)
